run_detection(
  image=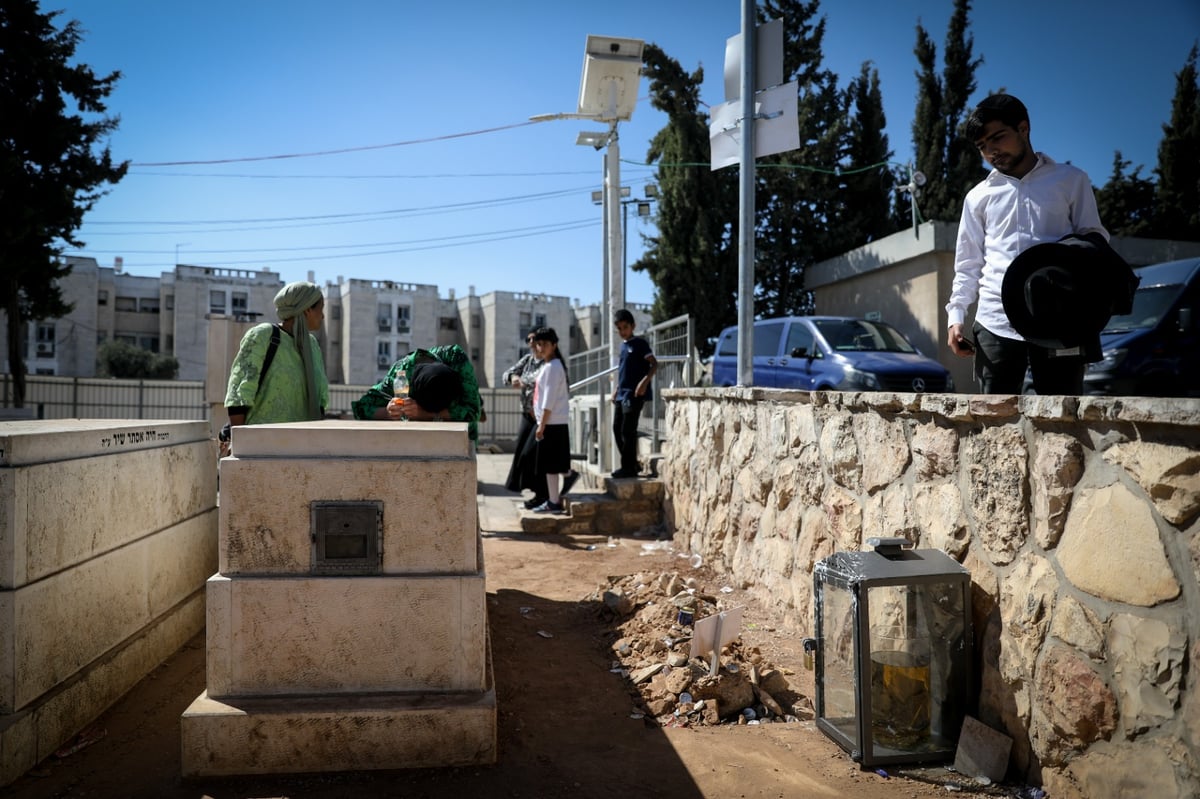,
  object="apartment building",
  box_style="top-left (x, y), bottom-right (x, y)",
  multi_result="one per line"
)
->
top-left (1, 257), bottom-right (646, 388)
